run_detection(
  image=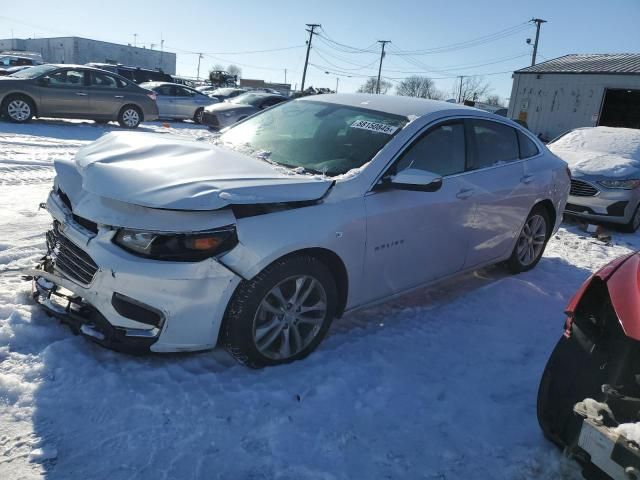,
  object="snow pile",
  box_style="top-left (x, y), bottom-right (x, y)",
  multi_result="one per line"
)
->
top-left (549, 126), bottom-right (640, 178)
